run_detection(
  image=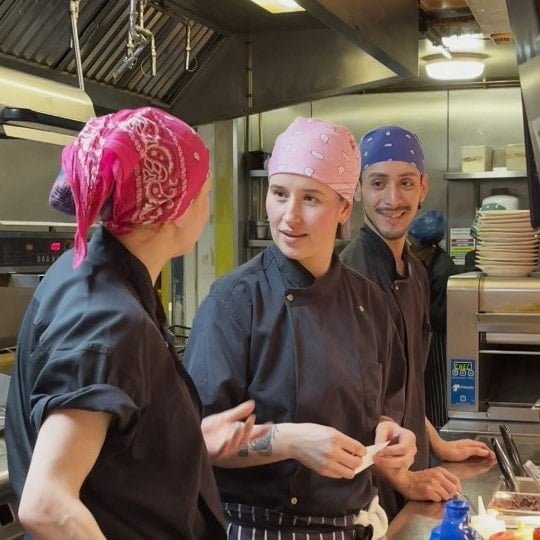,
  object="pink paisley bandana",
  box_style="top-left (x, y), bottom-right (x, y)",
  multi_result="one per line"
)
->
top-left (58, 107), bottom-right (209, 268)
top-left (267, 117), bottom-right (360, 203)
